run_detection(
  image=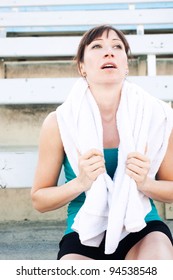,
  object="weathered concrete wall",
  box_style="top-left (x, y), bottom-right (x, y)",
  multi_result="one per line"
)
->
top-left (0, 60), bottom-right (5, 78)
top-left (2, 58), bottom-right (172, 78)
top-left (0, 56), bottom-right (172, 221)
top-left (1, 58), bottom-right (172, 149)
top-left (157, 58), bottom-right (173, 75)
top-left (0, 188), bottom-right (164, 221)
top-left (0, 188), bottom-right (67, 221)
top-left (0, 105), bottom-right (56, 147)
top-left (5, 61), bottom-right (79, 78)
